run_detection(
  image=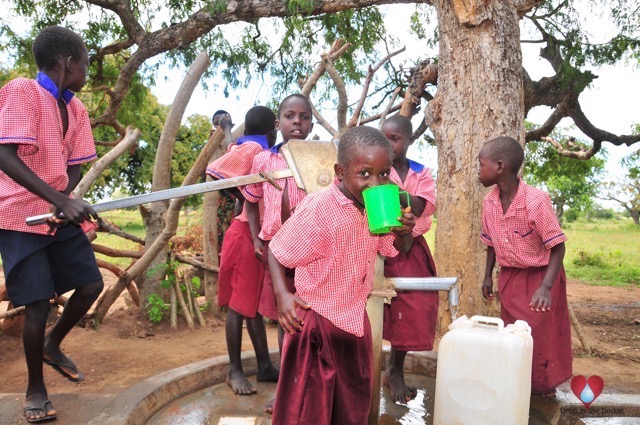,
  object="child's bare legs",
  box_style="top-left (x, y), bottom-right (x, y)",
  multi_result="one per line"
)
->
top-left (263, 325), bottom-right (285, 414)
top-left (225, 309), bottom-right (256, 394)
top-left (23, 299), bottom-right (57, 422)
top-left (245, 312), bottom-right (279, 382)
top-left (385, 348), bottom-right (417, 403)
top-left (43, 280), bottom-right (104, 381)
